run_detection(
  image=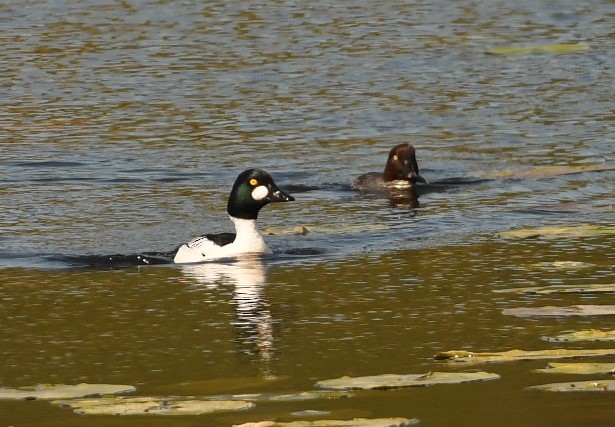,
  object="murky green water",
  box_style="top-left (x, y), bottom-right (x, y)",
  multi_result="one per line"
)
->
top-left (1, 0), bottom-right (614, 425)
